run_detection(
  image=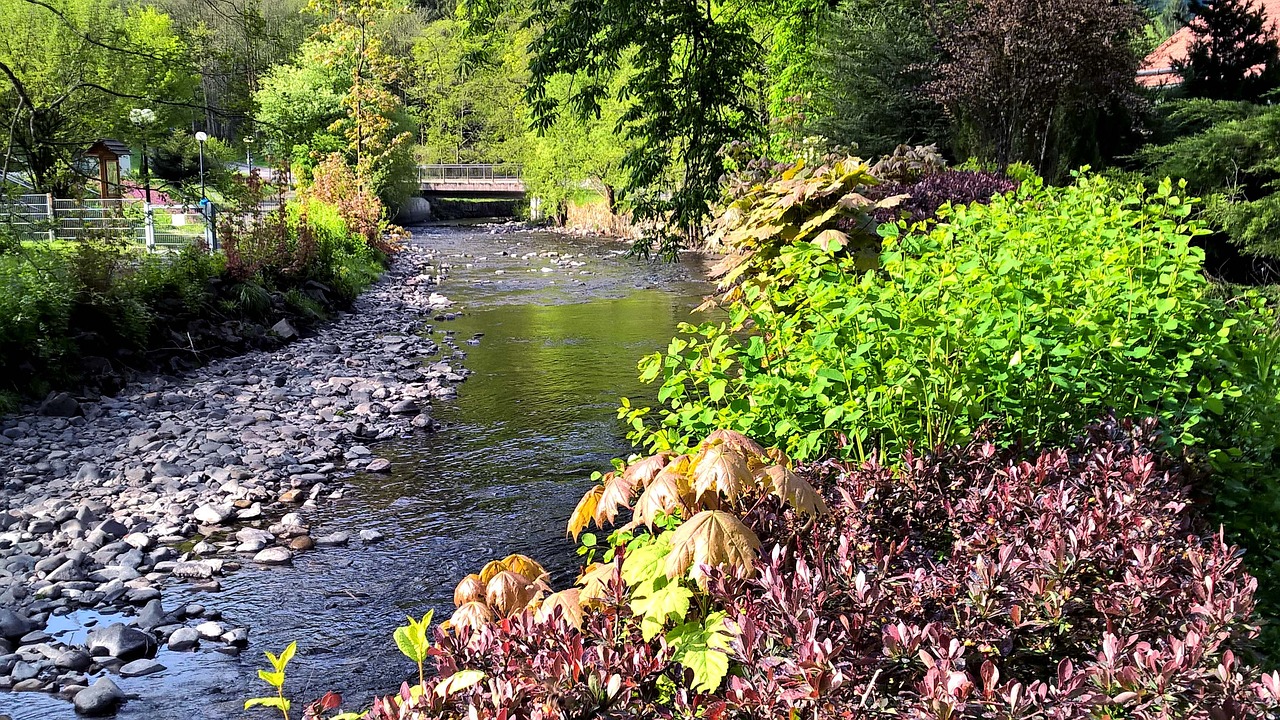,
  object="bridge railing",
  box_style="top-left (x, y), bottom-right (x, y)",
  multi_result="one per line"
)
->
top-left (418, 164), bottom-right (523, 183)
